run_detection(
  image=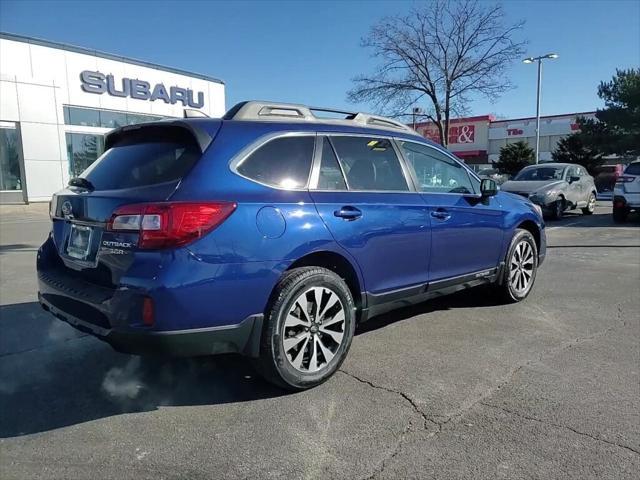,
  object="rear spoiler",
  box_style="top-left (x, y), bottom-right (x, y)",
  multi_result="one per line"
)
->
top-left (104, 120), bottom-right (215, 153)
